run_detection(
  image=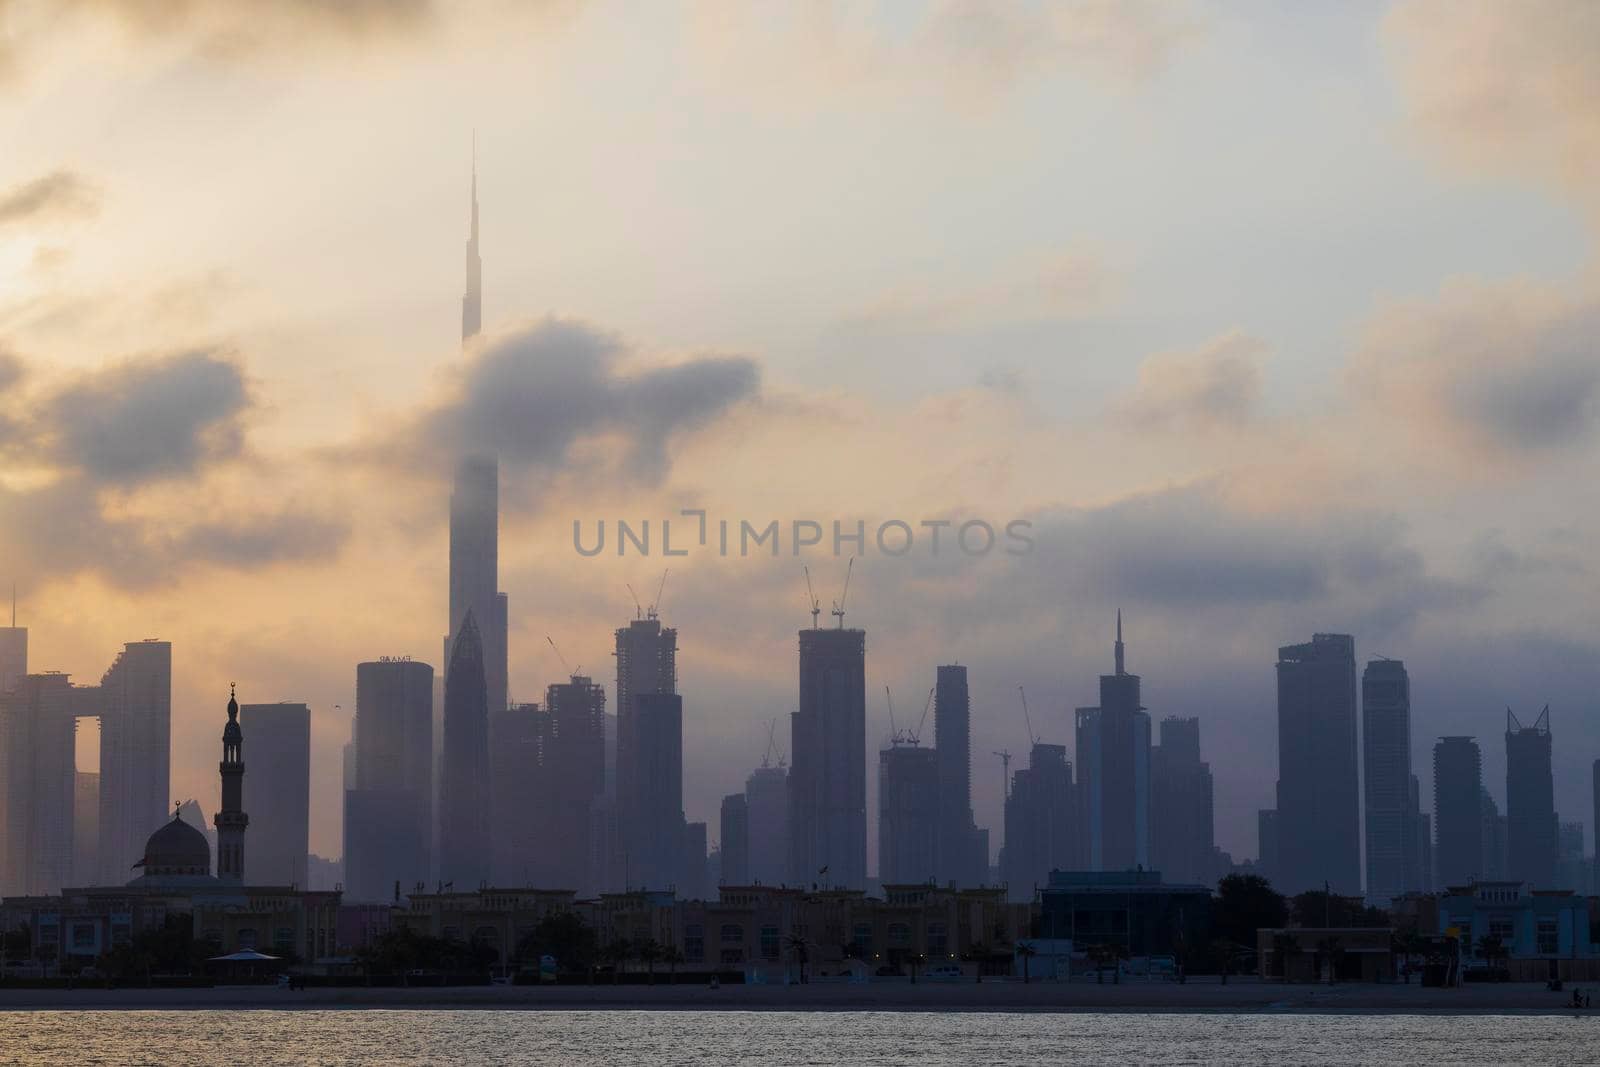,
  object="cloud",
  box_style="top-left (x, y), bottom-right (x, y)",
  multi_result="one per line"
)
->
top-left (1386, 0), bottom-right (1600, 221)
top-left (838, 250), bottom-right (1114, 333)
top-left (0, 348), bottom-right (22, 392)
top-left (0, 170), bottom-right (99, 228)
top-left (42, 349), bottom-right (250, 484)
top-left (71, 0), bottom-right (434, 55)
top-left (1120, 331), bottom-right (1266, 430)
top-left (1349, 281), bottom-right (1600, 464)
top-left (406, 317), bottom-right (760, 487)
